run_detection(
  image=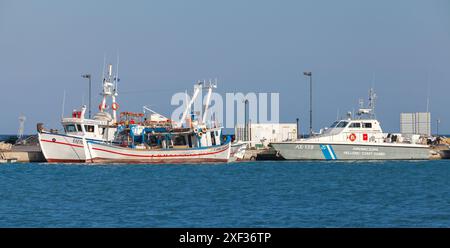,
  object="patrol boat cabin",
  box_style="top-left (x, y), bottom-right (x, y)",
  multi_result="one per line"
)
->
top-left (313, 118), bottom-right (385, 144)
